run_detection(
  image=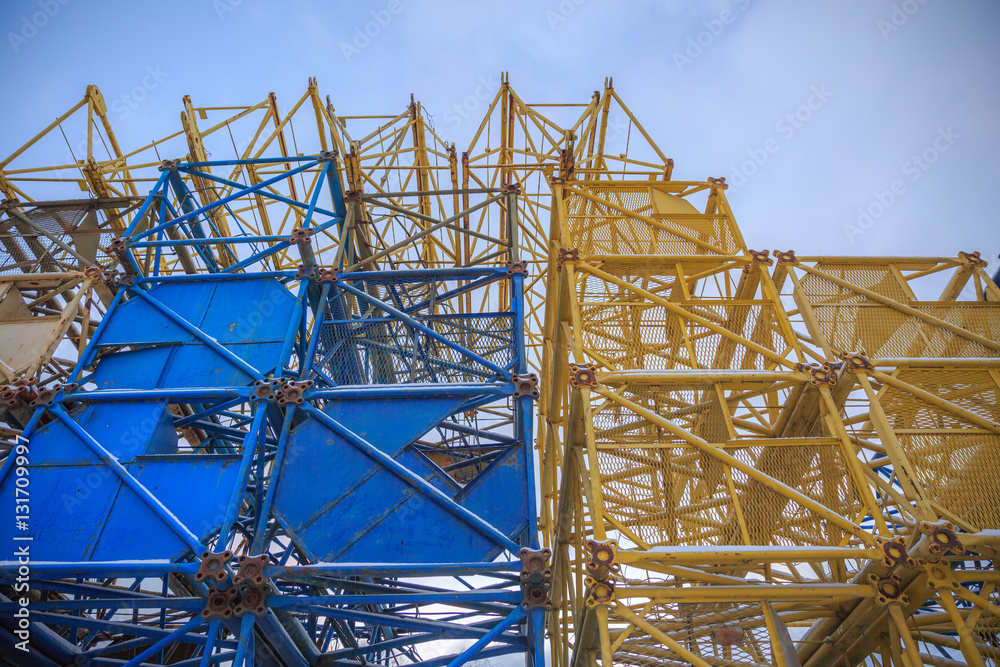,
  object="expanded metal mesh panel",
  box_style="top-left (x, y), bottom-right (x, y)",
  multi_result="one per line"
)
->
top-left (729, 443), bottom-right (863, 547)
top-left (314, 275), bottom-right (514, 385)
top-left (593, 389), bottom-right (862, 547)
top-left (565, 187), bottom-right (739, 256)
top-left (900, 433), bottom-right (1000, 531)
top-left (0, 206), bottom-right (113, 274)
top-left (611, 601), bottom-right (774, 666)
top-left (882, 370), bottom-right (1000, 429)
top-left (972, 587), bottom-right (1000, 666)
top-left (808, 303), bottom-right (1000, 358)
top-left (578, 301), bottom-right (783, 370)
top-left (800, 264), bottom-right (910, 303)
